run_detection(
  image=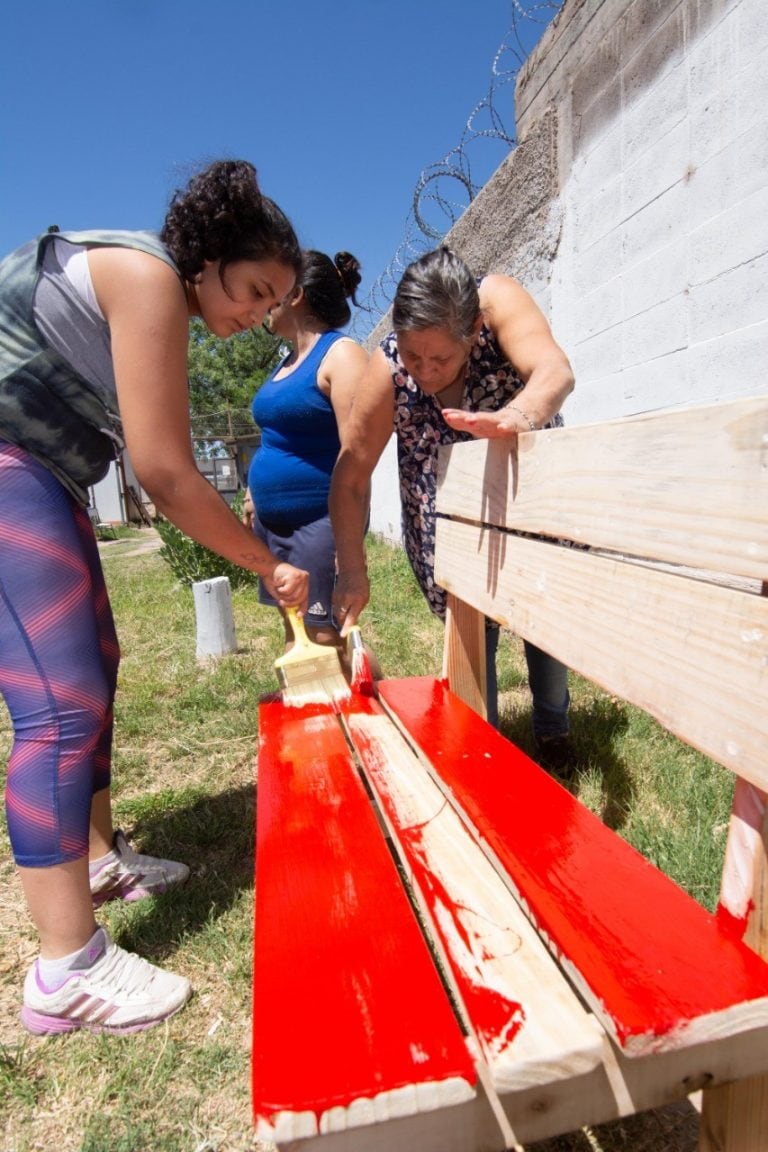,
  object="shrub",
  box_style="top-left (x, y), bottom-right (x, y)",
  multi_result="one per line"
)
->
top-left (155, 493), bottom-right (259, 589)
